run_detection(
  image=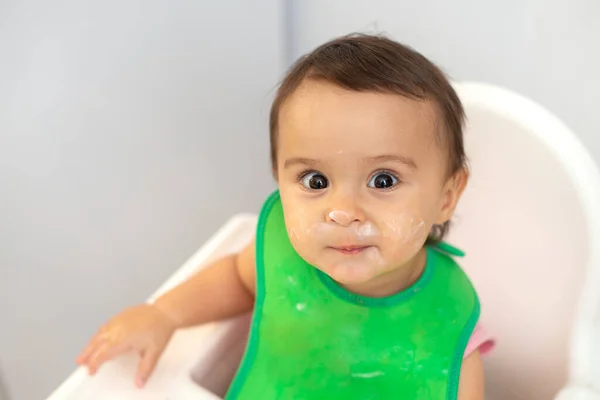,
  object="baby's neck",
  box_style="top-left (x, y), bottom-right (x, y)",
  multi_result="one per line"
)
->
top-left (341, 248), bottom-right (427, 298)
